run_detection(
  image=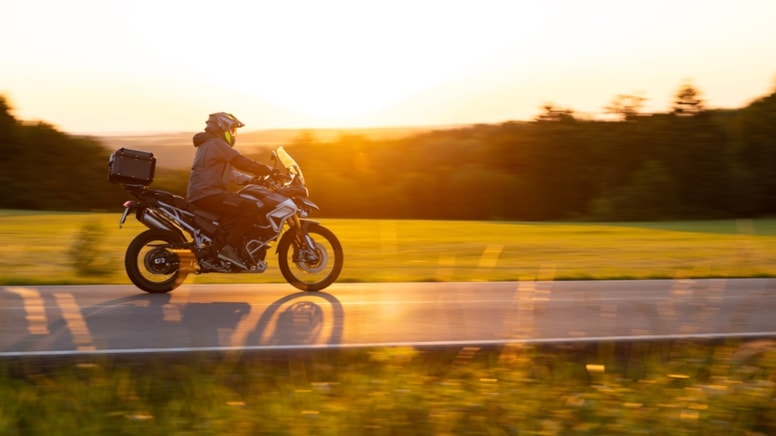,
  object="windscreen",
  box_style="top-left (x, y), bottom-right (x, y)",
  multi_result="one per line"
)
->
top-left (275, 146), bottom-right (304, 184)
